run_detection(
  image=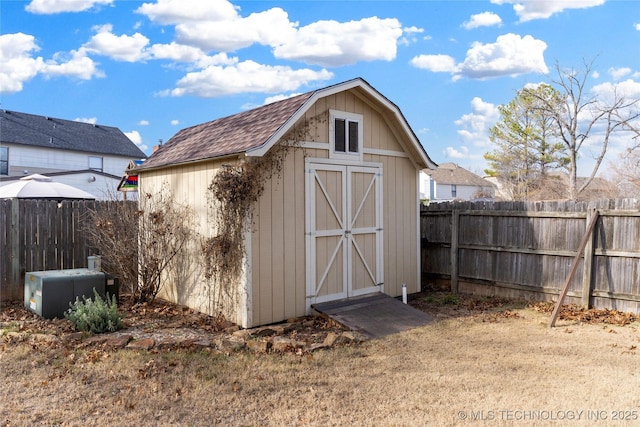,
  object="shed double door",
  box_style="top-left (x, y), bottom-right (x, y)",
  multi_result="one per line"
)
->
top-left (306, 161), bottom-right (383, 306)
